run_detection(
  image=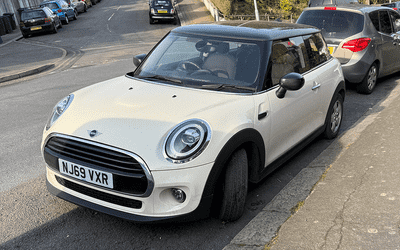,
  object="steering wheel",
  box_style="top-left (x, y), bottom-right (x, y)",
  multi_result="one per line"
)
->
top-left (180, 61), bottom-right (202, 71)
